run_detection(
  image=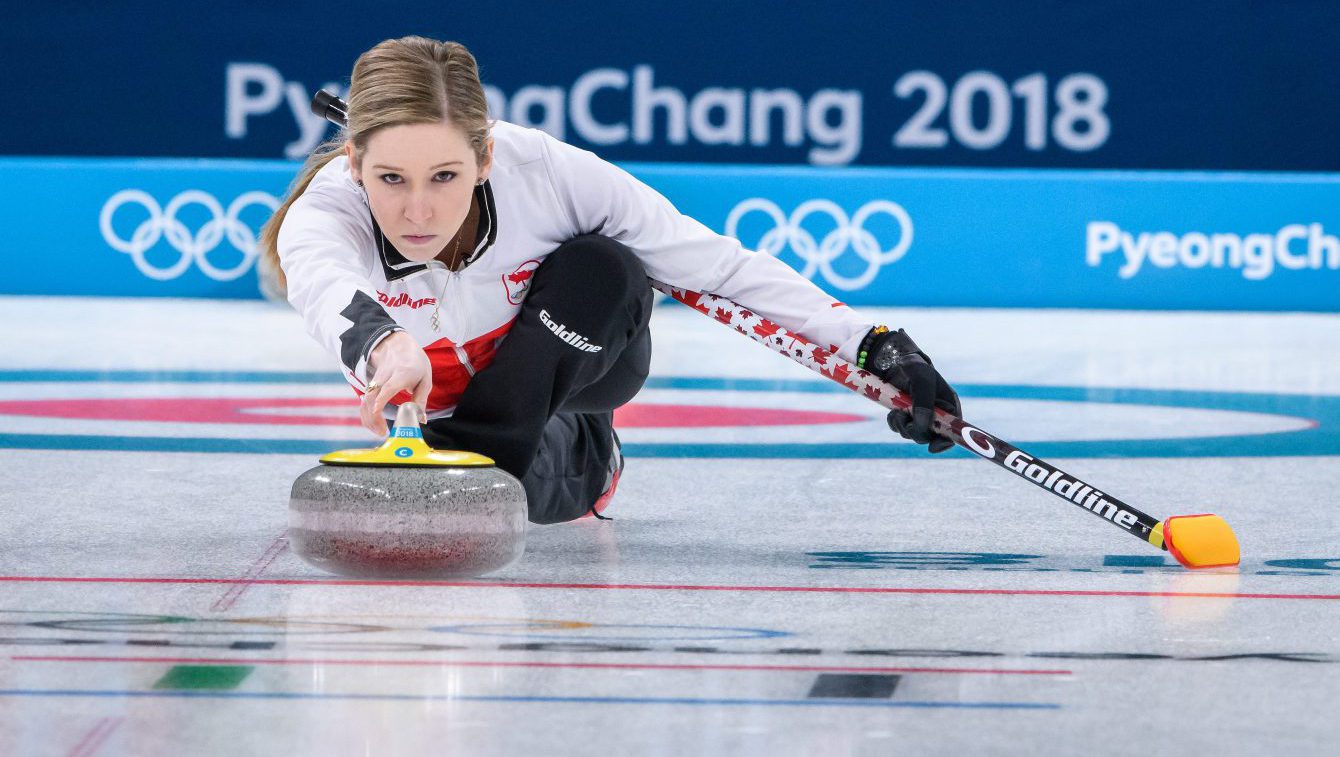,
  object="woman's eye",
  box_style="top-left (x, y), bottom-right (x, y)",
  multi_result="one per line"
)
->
top-left (378, 173), bottom-right (403, 185)
top-left (434, 171), bottom-right (457, 182)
